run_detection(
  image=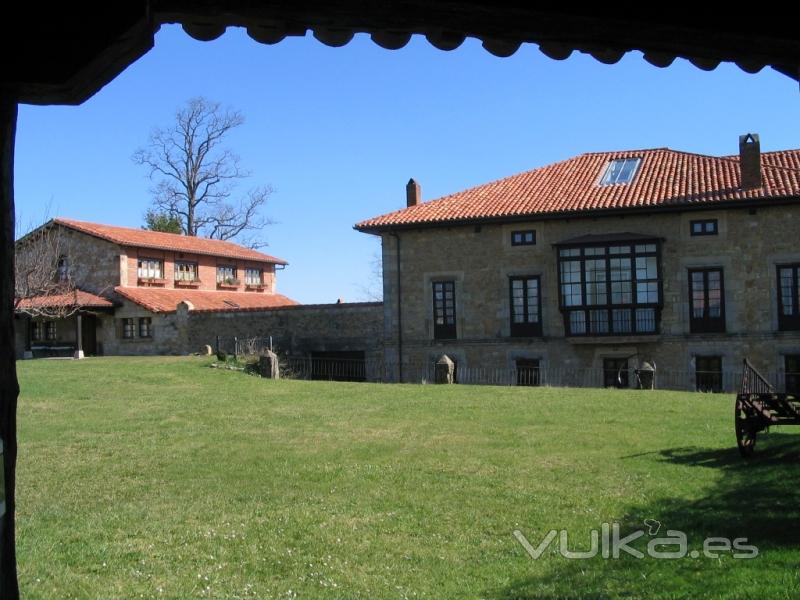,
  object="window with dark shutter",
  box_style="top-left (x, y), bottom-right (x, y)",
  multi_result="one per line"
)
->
top-left (689, 268), bottom-right (725, 333)
top-left (786, 355), bottom-right (800, 396)
top-left (432, 281), bottom-right (457, 339)
top-left (696, 356), bottom-right (723, 392)
top-left (510, 276), bottom-right (542, 336)
top-left (603, 358), bottom-right (629, 388)
top-left (777, 265), bottom-right (800, 331)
